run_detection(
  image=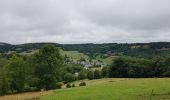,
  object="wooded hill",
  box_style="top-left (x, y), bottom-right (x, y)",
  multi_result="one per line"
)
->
top-left (1, 42), bottom-right (170, 58)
